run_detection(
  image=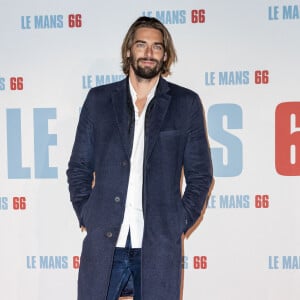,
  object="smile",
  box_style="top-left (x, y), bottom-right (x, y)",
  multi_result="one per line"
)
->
top-left (139, 59), bottom-right (157, 66)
